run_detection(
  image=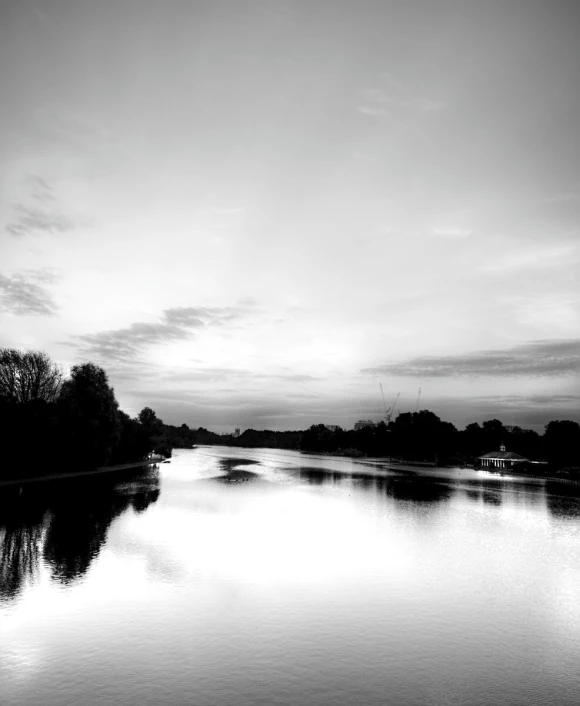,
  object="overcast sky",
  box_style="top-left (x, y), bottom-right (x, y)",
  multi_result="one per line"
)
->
top-left (1, 0), bottom-right (579, 432)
